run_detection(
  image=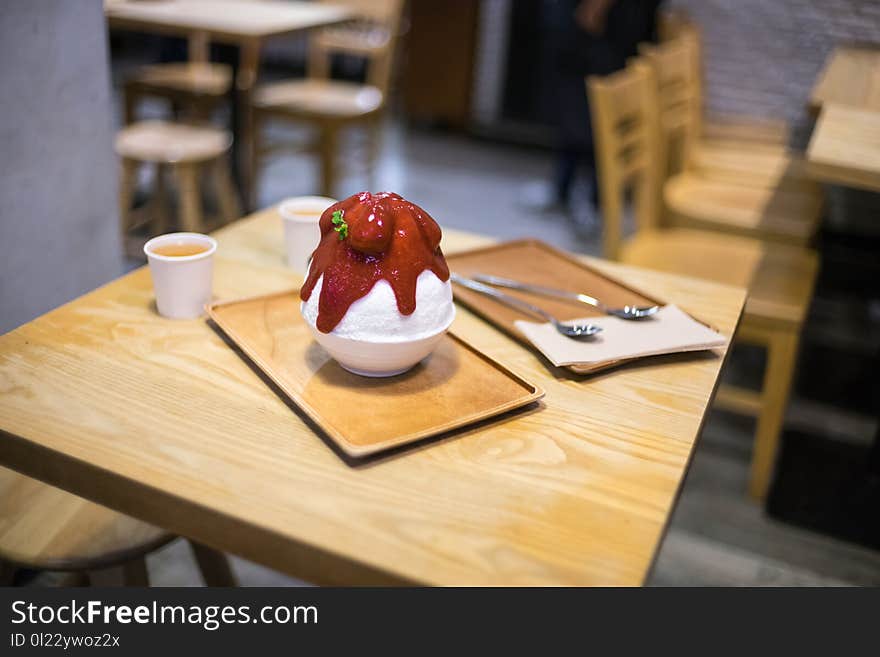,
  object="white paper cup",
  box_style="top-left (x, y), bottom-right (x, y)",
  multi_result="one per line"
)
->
top-left (144, 232), bottom-right (217, 319)
top-left (279, 196), bottom-right (336, 274)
